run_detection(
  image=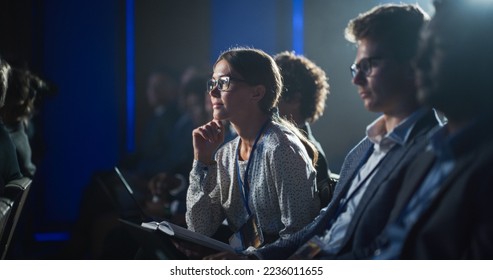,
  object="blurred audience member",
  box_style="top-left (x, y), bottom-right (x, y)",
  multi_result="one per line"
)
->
top-left (145, 72), bottom-right (209, 225)
top-left (0, 56), bottom-right (22, 191)
top-left (372, 0), bottom-right (493, 259)
top-left (120, 68), bottom-right (190, 179)
top-left (1, 66), bottom-right (47, 178)
top-left (68, 67), bottom-right (193, 259)
top-left (274, 51), bottom-right (333, 206)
